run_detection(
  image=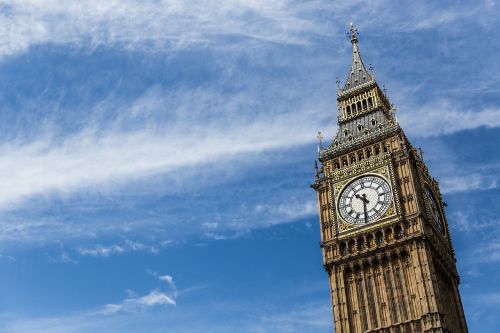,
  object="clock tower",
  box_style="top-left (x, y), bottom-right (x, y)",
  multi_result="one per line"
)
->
top-left (312, 24), bottom-right (468, 333)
